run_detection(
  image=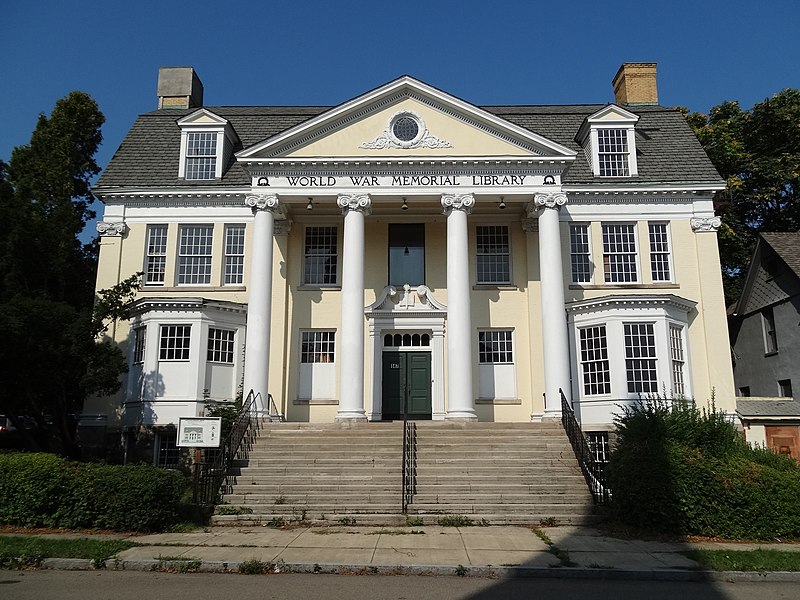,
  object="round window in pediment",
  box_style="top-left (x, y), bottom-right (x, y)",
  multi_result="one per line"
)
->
top-left (392, 116), bottom-right (419, 142)
top-left (389, 112), bottom-right (424, 147)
